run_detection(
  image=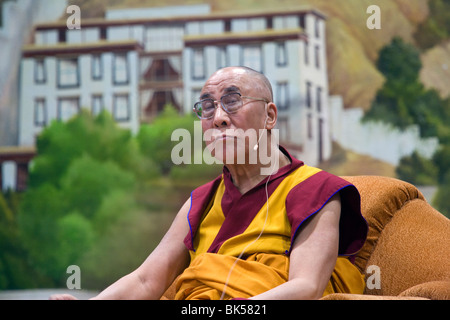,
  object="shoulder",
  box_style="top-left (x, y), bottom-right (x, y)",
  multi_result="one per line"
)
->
top-left (184, 173), bottom-right (223, 251)
top-left (286, 166), bottom-right (354, 207)
top-left (285, 166), bottom-right (367, 256)
top-left (191, 174), bottom-right (223, 200)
